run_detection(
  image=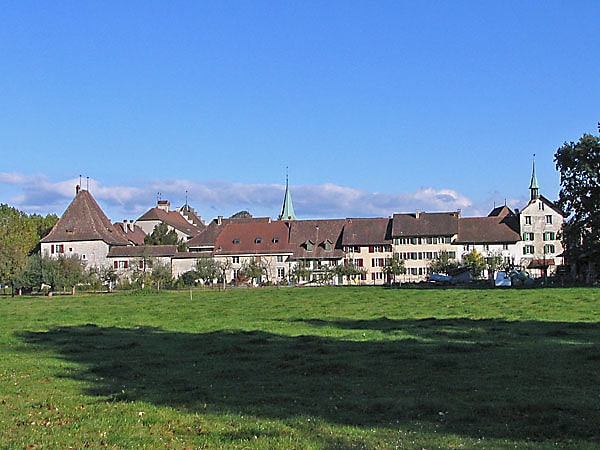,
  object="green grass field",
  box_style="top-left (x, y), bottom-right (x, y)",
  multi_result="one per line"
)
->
top-left (1, 287), bottom-right (599, 449)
